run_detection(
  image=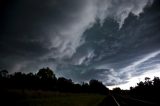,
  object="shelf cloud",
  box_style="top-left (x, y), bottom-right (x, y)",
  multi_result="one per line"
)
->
top-left (0, 0), bottom-right (159, 87)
